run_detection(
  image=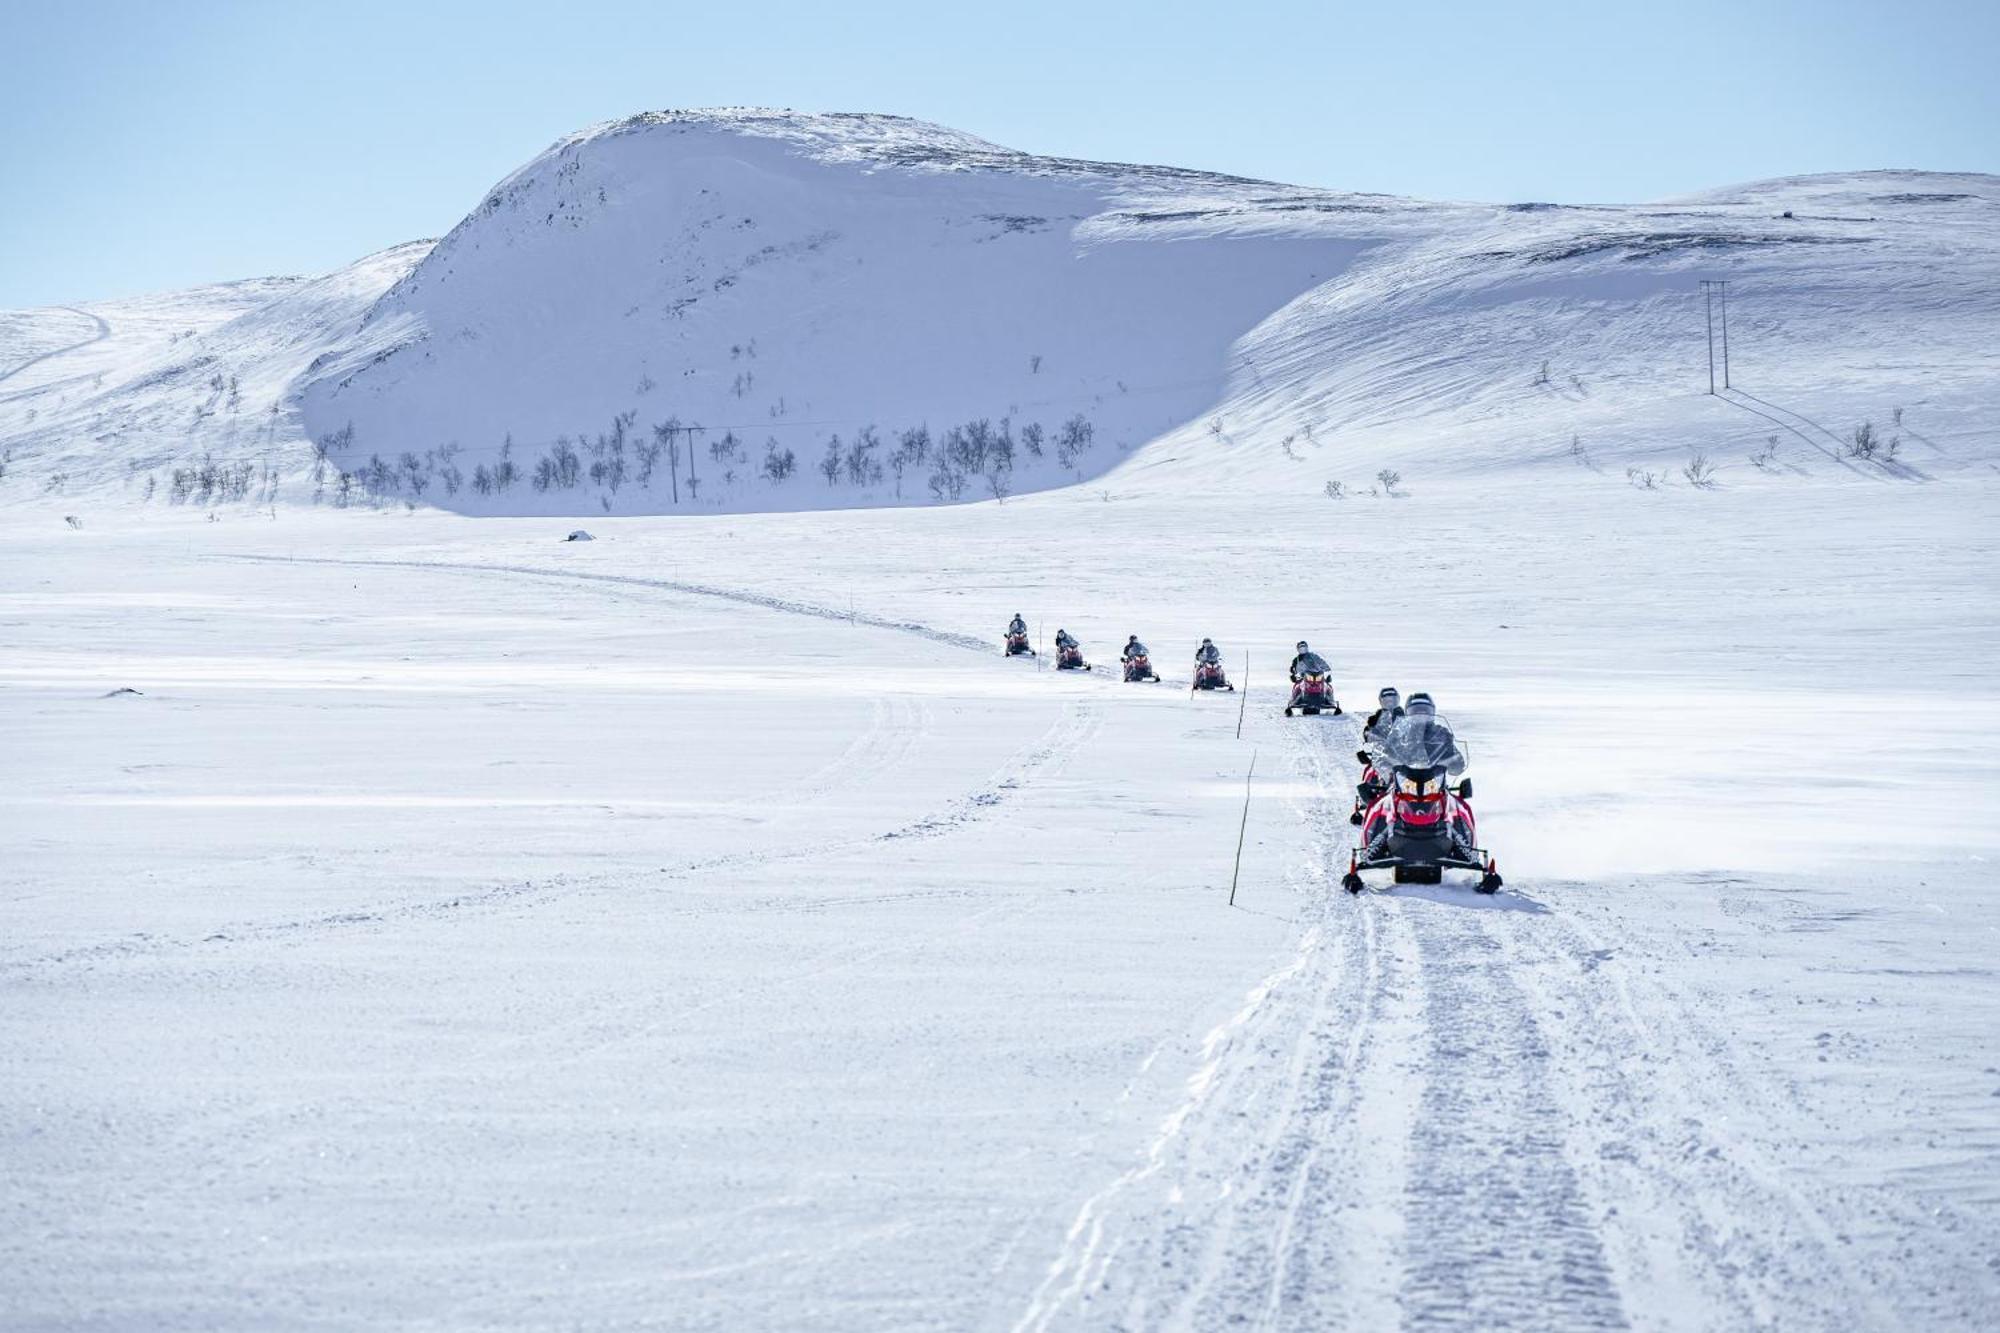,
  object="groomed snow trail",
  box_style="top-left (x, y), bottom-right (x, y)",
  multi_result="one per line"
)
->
top-left (1015, 717), bottom-right (1964, 1331)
